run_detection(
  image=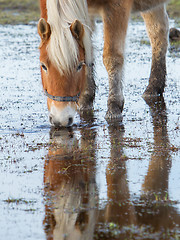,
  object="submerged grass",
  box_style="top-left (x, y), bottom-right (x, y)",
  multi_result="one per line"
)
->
top-left (0, 0), bottom-right (180, 25)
